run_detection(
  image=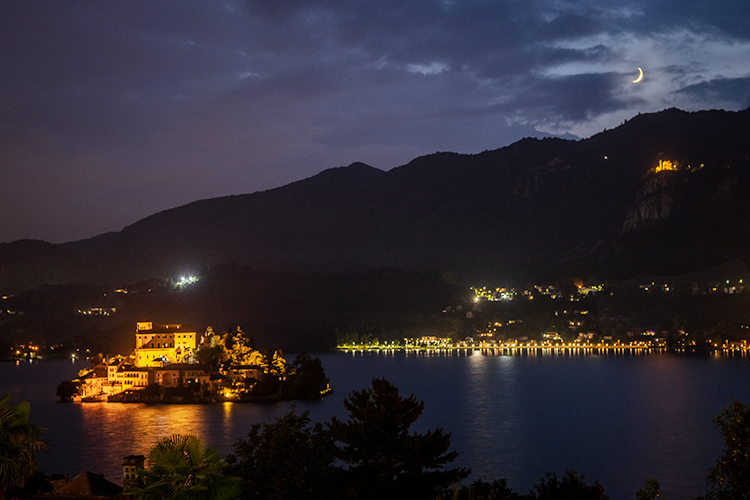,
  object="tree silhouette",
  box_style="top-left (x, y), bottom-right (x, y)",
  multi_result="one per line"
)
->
top-left (529, 471), bottom-right (609, 500)
top-left (289, 353), bottom-right (330, 398)
top-left (634, 479), bottom-right (664, 500)
top-left (56, 380), bottom-right (79, 402)
top-left (435, 478), bottom-right (519, 500)
top-left (0, 393), bottom-right (47, 499)
top-left (224, 405), bottom-right (338, 500)
top-left (328, 378), bottom-right (469, 500)
top-left (705, 400), bottom-right (750, 500)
